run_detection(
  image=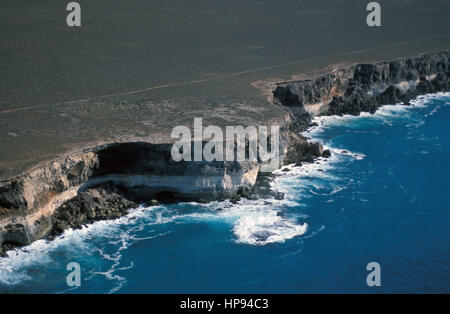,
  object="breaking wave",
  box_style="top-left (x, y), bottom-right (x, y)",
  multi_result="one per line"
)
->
top-left (2, 92), bottom-right (448, 291)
